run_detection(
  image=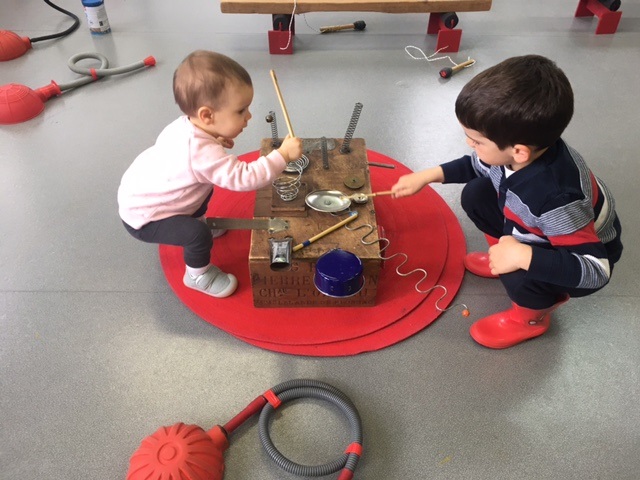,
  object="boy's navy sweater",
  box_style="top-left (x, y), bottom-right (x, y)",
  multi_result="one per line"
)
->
top-left (440, 138), bottom-right (623, 290)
